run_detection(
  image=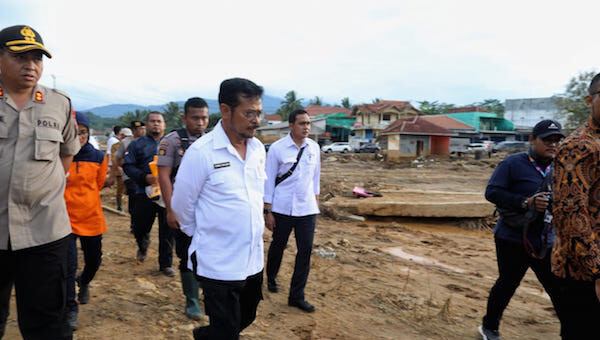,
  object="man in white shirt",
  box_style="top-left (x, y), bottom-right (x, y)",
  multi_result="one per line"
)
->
top-left (264, 109), bottom-right (321, 313)
top-left (171, 78), bottom-right (265, 340)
